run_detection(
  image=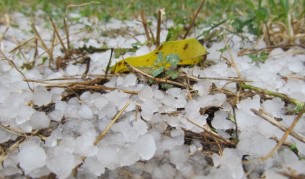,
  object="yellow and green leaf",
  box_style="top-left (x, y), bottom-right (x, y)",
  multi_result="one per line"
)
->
top-left (110, 38), bottom-right (207, 74)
